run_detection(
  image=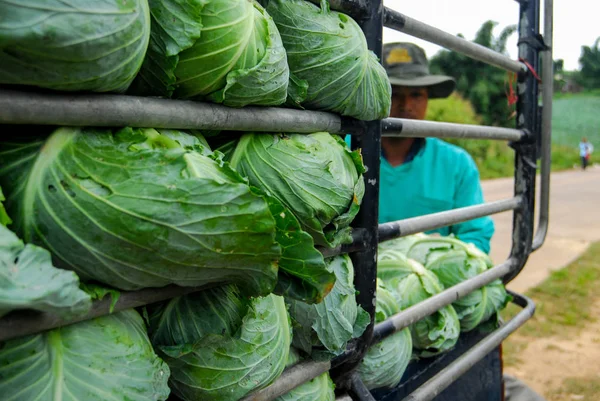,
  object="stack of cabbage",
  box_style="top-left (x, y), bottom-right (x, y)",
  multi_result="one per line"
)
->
top-left (0, 0), bottom-right (397, 399)
top-left (380, 234), bottom-right (512, 332)
top-left (0, 0), bottom-right (391, 120)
